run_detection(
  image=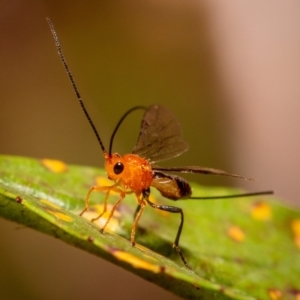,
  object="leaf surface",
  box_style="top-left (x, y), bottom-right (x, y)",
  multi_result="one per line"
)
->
top-left (0, 155), bottom-right (299, 299)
